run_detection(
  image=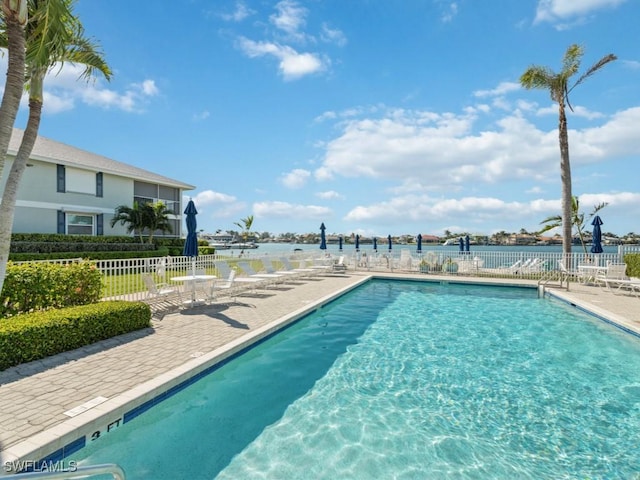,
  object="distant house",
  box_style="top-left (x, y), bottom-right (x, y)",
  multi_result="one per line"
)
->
top-left (3, 128), bottom-right (195, 237)
top-left (420, 234), bottom-right (440, 244)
